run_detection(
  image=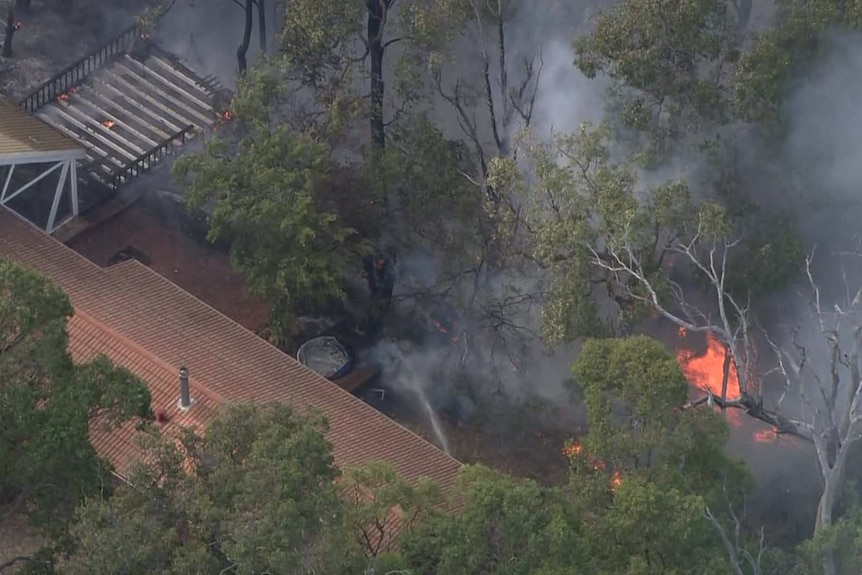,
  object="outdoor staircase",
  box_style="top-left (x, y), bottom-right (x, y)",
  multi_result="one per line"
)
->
top-left (20, 24), bottom-right (228, 202)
